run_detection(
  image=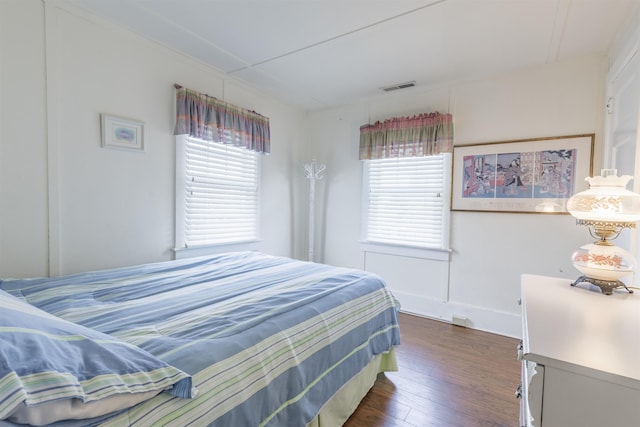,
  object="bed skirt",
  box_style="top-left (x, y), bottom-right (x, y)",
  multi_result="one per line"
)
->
top-left (307, 348), bottom-right (398, 427)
